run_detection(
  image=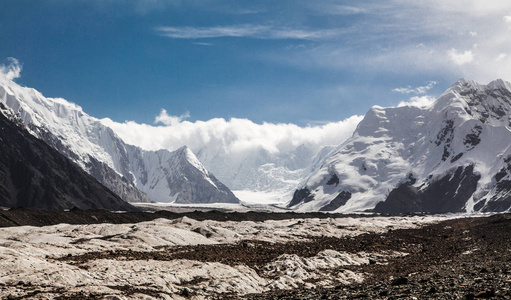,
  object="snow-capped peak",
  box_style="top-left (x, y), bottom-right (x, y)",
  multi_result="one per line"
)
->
top-left (175, 145), bottom-right (209, 175)
top-left (292, 79), bottom-right (511, 213)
